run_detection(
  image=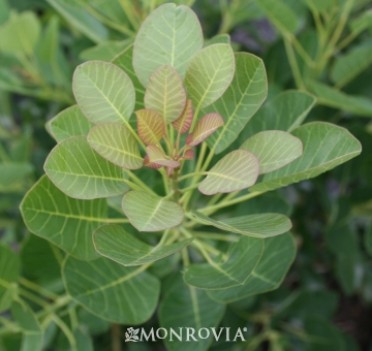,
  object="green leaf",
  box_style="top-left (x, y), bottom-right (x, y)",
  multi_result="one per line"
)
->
top-left (133, 3), bottom-right (203, 86)
top-left (307, 80), bottom-right (372, 117)
top-left (184, 236), bottom-right (264, 289)
top-left (46, 0), bottom-right (108, 43)
top-left (208, 233), bottom-right (296, 302)
top-left (198, 150), bottom-right (259, 195)
top-left (11, 301), bottom-right (43, 351)
top-left (87, 123), bottom-right (143, 170)
top-left (80, 40), bottom-right (131, 61)
top-left (159, 274), bottom-right (225, 351)
top-left (0, 11), bottom-right (40, 56)
top-left (331, 42), bottom-right (372, 88)
top-left (20, 176), bottom-right (107, 260)
top-left (44, 136), bottom-right (128, 200)
top-left (93, 224), bottom-right (192, 266)
top-left (172, 99), bottom-right (193, 134)
top-left (72, 61), bottom-right (135, 124)
top-left (0, 244), bottom-right (20, 311)
top-left (0, 162), bottom-right (33, 192)
top-left (20, 235), bottom-right (61, 291)
top-left (122, 191), bottom-right (184, 232)
top-left (112, 44), bottom-right (145, 111)
top-left (0, 0), bottom-right (9, 25)
top-left (256, 0), bottom-right (300, 34)
top-left (47, 105), bottom-right (93, 143)
top-left (63, 256), bottom-right (160, 324)
top-left (251, 122), bottom-right (362, 192)
top-left (205, 53), bottom-right (268, 154)
top-left (241, 131), bottom-right (303, 174)
top-left (136, 109), bottom-right (166, 145)
top-left (184, 44), bottom-right (235, 109)
top-left (243, 90), bottom-right (316, 137)
top-left (186, 113), bottom-right (224, 146)
top-left (189, 212), bottom-right (292, 238)
top-left (146, 145), bottom-right (180, 168)
top-left (144, 65), bottom-right (186, 123)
